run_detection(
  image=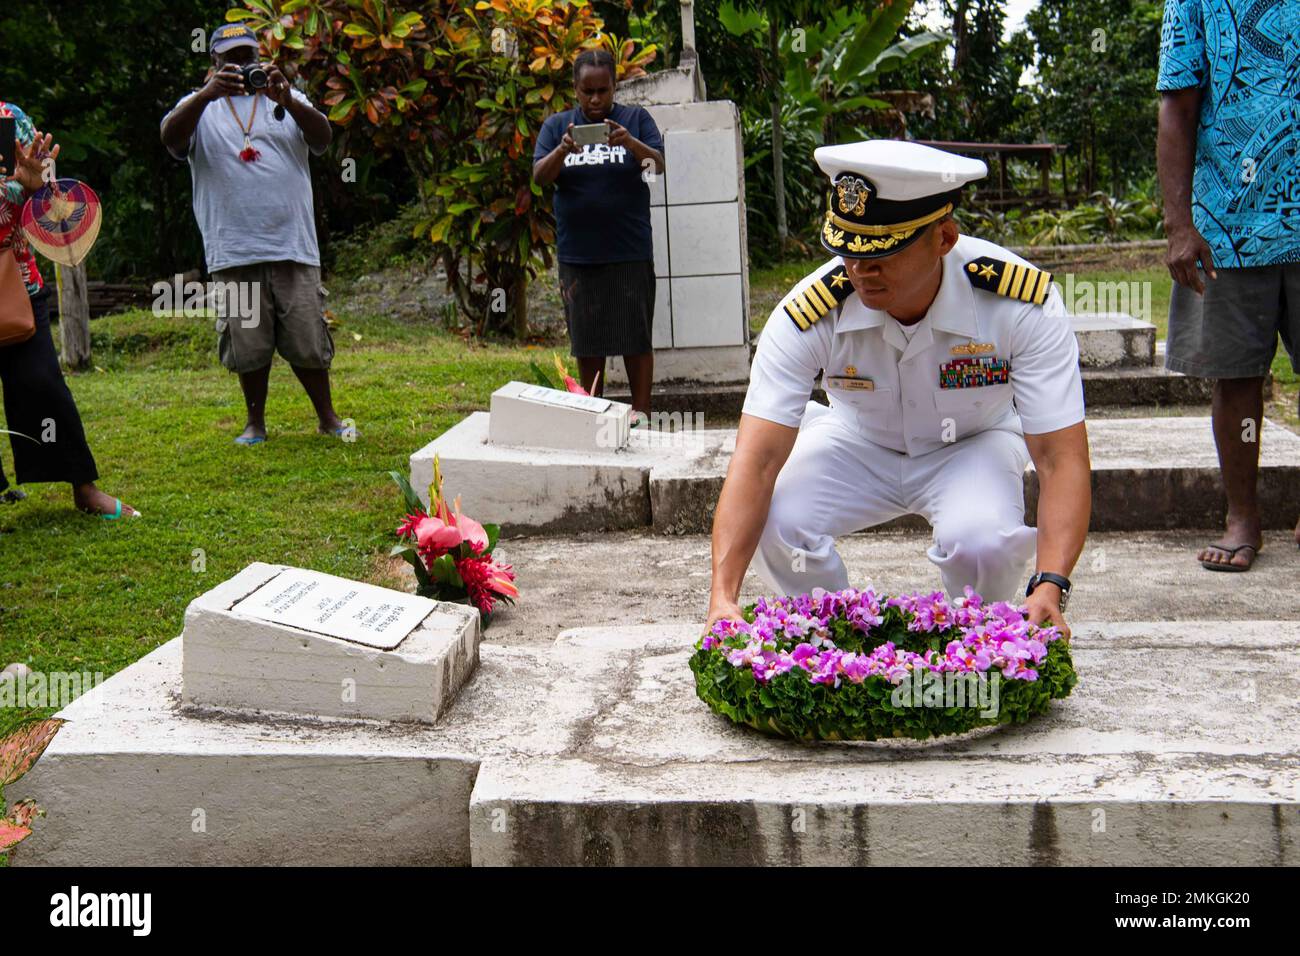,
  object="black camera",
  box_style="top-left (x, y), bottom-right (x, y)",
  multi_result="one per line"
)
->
top-left (239, 63), bottom-right (269, 92)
